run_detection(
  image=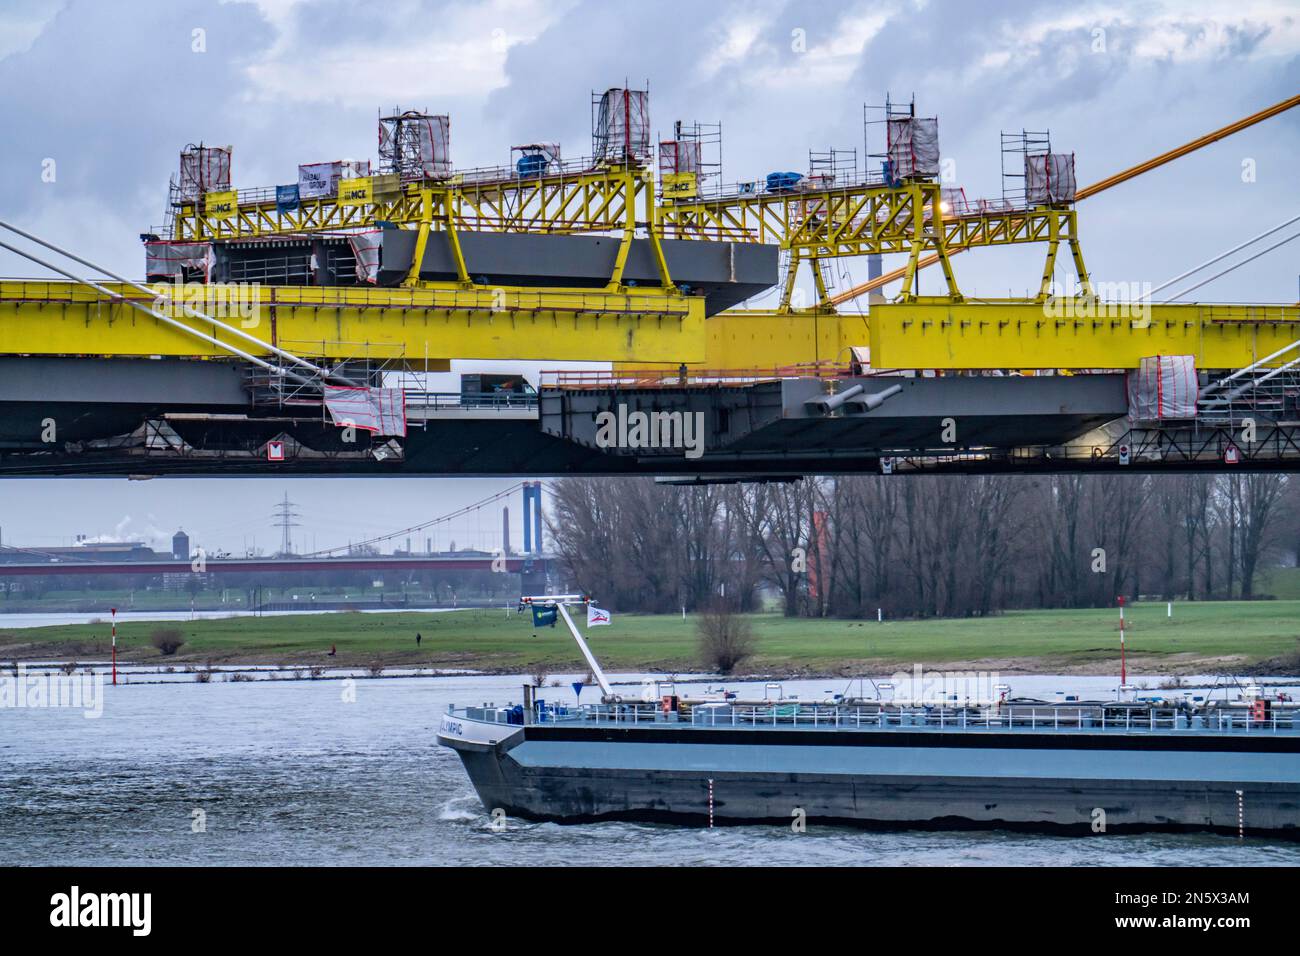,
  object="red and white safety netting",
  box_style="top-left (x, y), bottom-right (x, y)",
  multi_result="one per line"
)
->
top-left (144, 240), bottom-right (214, 279)
top-left (1128, 355), bottom-right (1198, 420)
top-left (596, 88), bottom-right (650, 163)
top-left (324, 385), bottom-right (407, 436)
top-left (886, 117), bottom-right (940, 178)
top-left (347, 231), bottom-right (382, 283)
top-left (379, 113), bottom-right (452, 180)
top-left (178, 145), bottom-right (232, 201)
top-left (1025, 153), bottom-right (1077, 204)
top-left (659, 138), bottom-right (701, 176)
top-left (414, 115), bottom-right (451, 178)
